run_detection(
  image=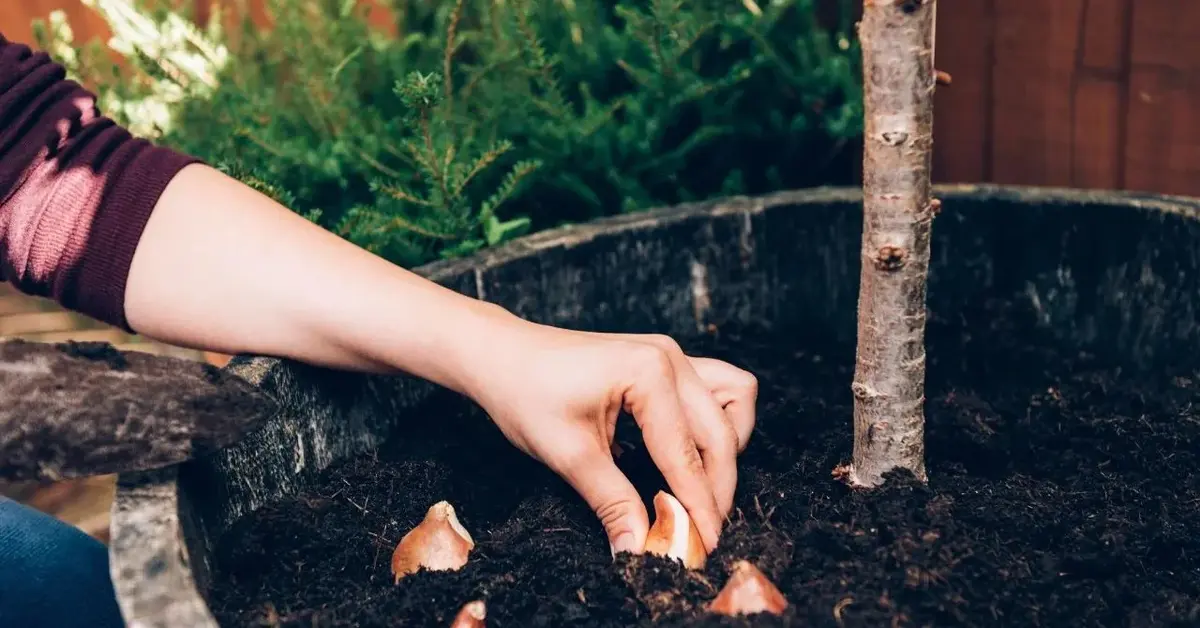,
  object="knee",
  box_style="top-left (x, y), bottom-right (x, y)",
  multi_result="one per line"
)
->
top-left (0, 497), bottom-right (124, 628)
